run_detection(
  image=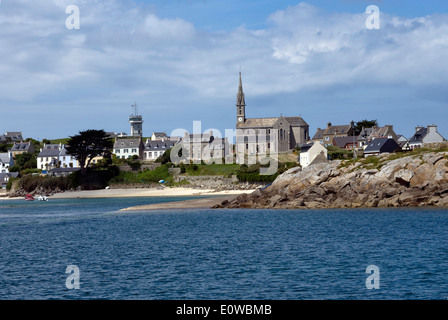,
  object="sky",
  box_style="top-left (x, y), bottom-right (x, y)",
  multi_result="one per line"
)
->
top-left (0, 0), bottom-right (448, 140)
